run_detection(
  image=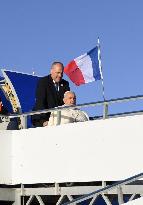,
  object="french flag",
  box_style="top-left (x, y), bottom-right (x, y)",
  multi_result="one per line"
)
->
top-left (64, 46), bottom-right (101, 86)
